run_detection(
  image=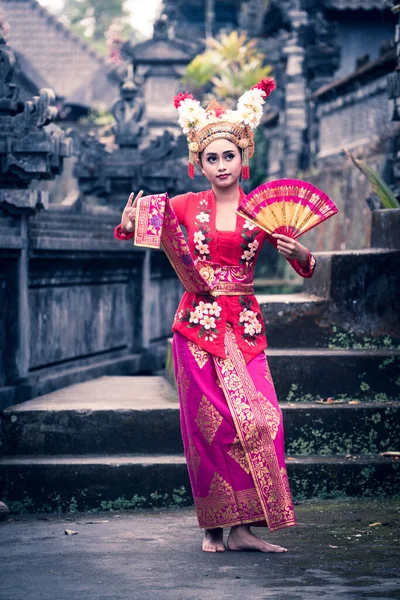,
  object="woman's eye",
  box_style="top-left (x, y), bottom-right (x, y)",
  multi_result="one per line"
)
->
top-left (207, 157), bottom-right (217, 163)
top-left (226, 153), bottom-right (235, 160)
